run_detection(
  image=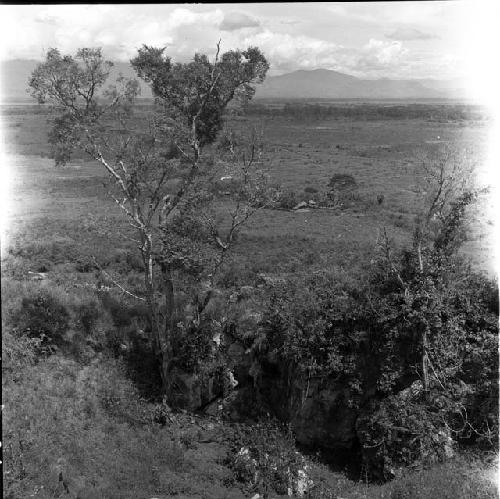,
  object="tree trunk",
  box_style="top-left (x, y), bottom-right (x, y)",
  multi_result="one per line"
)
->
top-left (161, 262), bottom-right (176, 396)
top-left (416, 239), bottom-right (430, 400)
top-left (422, 326), bottom-right (430, 401)
top-left (140, 232), bottom-right (169, 389)
top-left (417, 240), bottom-right (424, 273)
